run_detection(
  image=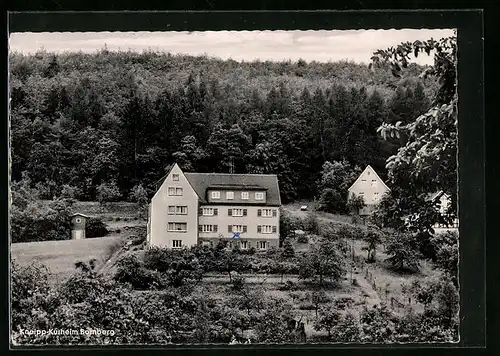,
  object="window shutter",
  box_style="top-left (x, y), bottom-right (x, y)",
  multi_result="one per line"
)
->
top-left (214, 225), bottom-right (218, 232)
top-left (272, 210), bottom-right (277, 217)
top-left (243, 225), bottom-right (247, 233)
top-left (257, 209), bottom-right (262, 216)
top-left (257, 225), bottom-right (261, 233)
top-left (228, 225), bottom-right (232, 233)
top-left (199, 225), bottom-right (203, 232)
top-left (272, 226), bottom-right (277, 233)
top-left (214, 208), bottom-right (218, 216)
top-left (228, 209), bottom-right (232, 216)
top-left (243, 209), bottom-right (247, 216)
top-left (198, 207), bottom-right (203, 215)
